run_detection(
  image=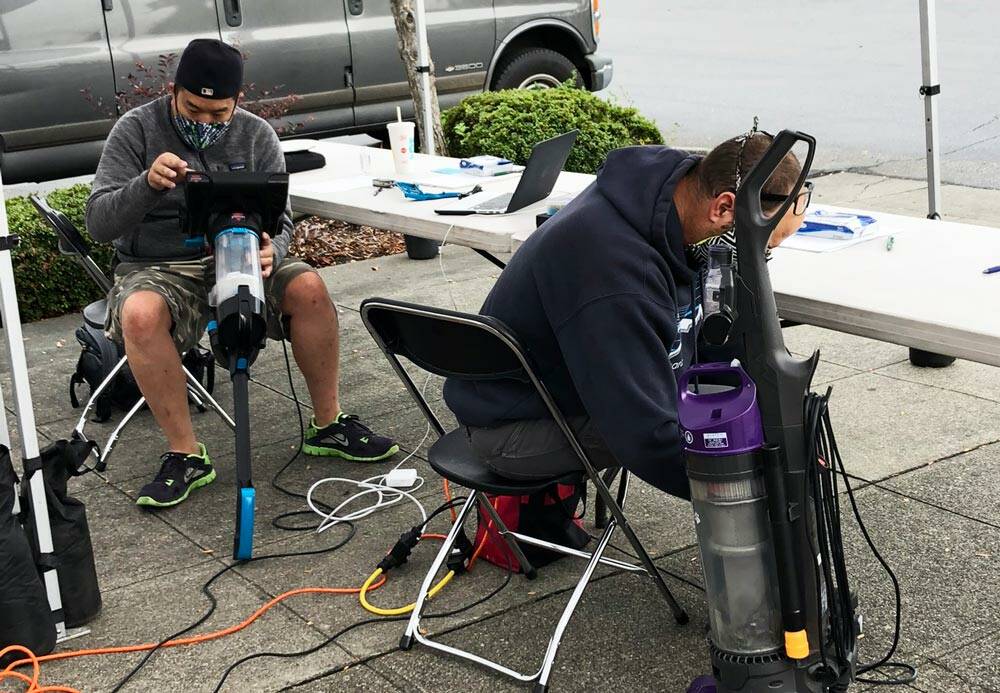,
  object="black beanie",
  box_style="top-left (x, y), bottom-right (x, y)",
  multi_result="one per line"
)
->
top-left (175, 39), bottom-right (243, 100)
